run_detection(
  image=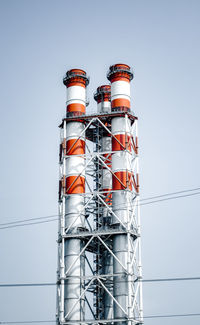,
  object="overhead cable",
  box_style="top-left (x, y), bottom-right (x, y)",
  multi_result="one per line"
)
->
top-left (1, 313), bottom-right (200, 323)
top-left (1, 276), bottom-right (200, 287)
